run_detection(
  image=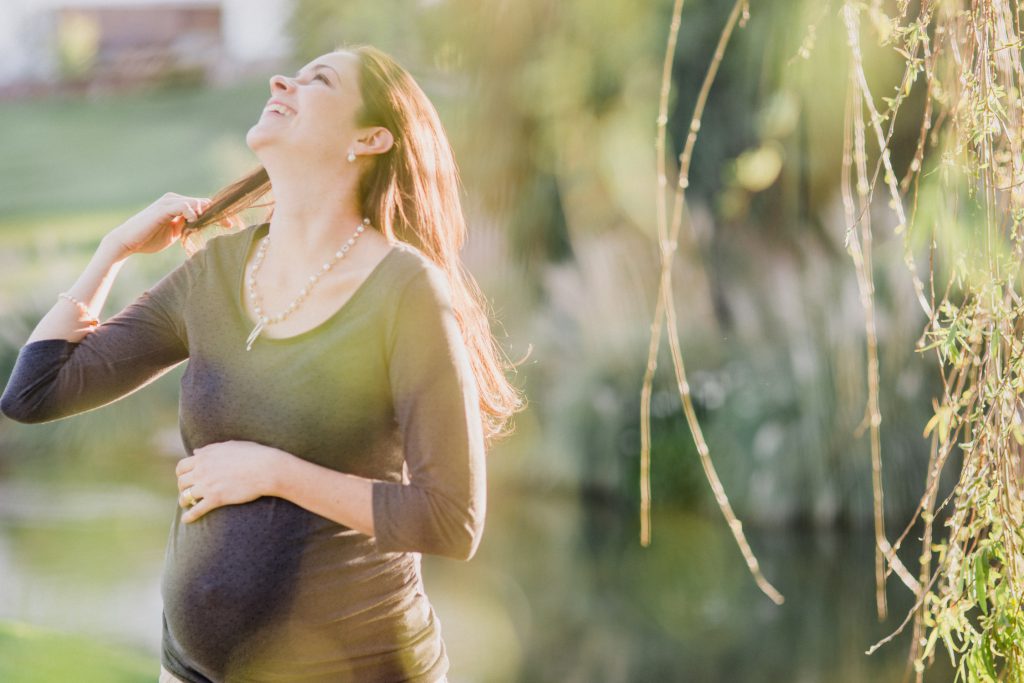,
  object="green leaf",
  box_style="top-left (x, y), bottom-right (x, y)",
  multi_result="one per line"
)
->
top-left (974, 552), bottom-right (989, 616)
top-left (982, 647), bottom-right (997, 681)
